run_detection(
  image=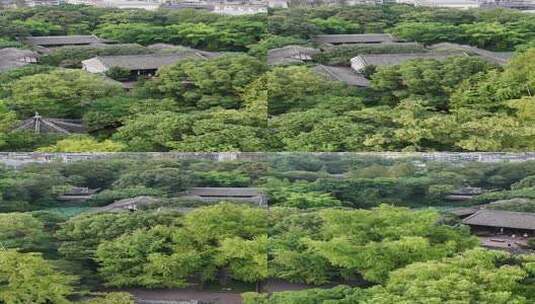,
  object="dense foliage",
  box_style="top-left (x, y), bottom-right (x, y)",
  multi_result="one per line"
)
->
top-left (266, 5), bottom-right (535, 152)
top-left (244, 249), bottom-right (535, 303)
top-left (0, 6), bottom-right (268, 152)
top-left (2, 154), bottom-right (535, 212)
top-left (1, 5), bottom-right (535, 151)
top-left (0, 154), bottom-right (534, 301)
